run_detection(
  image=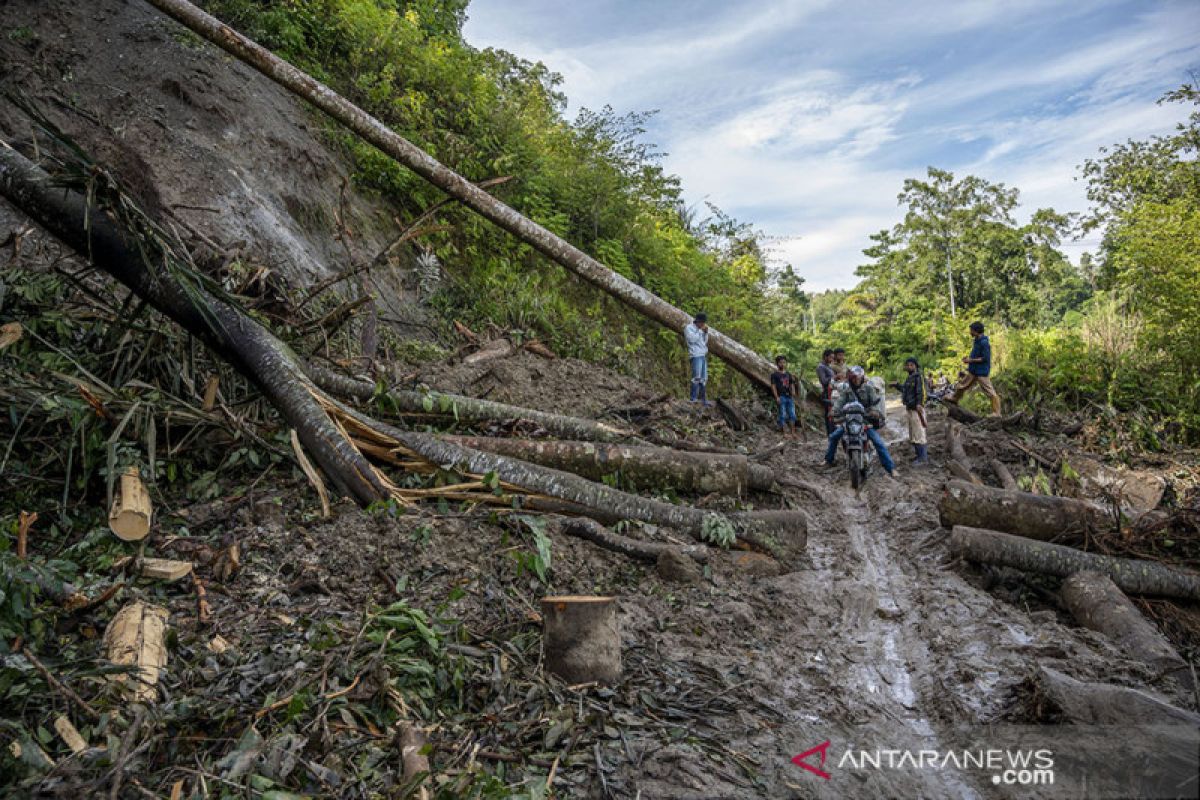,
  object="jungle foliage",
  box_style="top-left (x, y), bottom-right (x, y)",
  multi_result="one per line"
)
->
top-left (200, 0), bottom-right (799, 392)
top-left (811, 85), bottom-right (1200, 444)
